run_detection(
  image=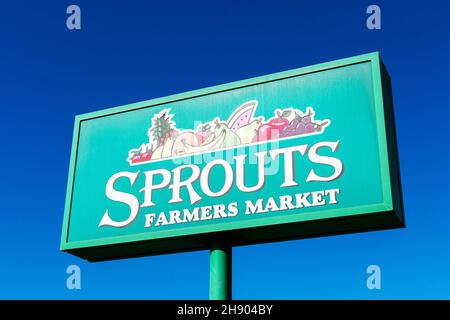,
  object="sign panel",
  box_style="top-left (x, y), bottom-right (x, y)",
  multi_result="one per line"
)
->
top-left (61, 52), bottom-right (404, 261)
